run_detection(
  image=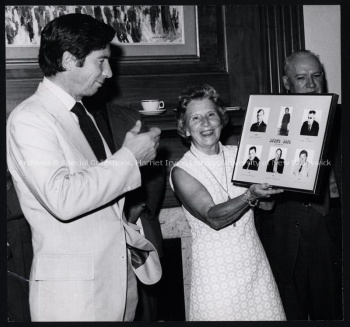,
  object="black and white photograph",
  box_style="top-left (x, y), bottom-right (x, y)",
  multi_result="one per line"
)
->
top-left (300, 109), bottom-right (323, 136)
top-left (266, 146), bottom-right (287, 174)
top-left (249, 107), bottom-right (269, 133)
top-left (232, 93), bottom-right (338, 193)
top-left (5, 2), bottom-right (345, 324)
top-left (277, 106), bottom-right (292, 136)
top-left (242, 145), bottom-right (261, 170)
top-left (292, 148), bottom-right (315, 179)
